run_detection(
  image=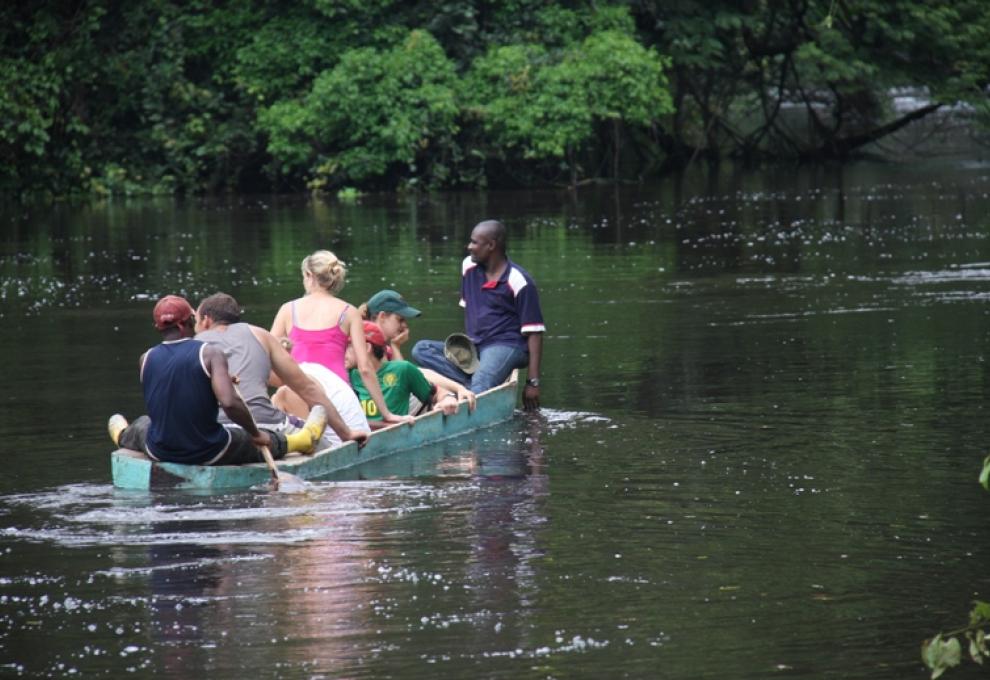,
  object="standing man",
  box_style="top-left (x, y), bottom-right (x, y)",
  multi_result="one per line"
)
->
top-left (108, 295), bottom-right (326, 465)
top-left (194, 292), bottom-right (369, 448)
top-left (412, 219), bottom-right (545, 410)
